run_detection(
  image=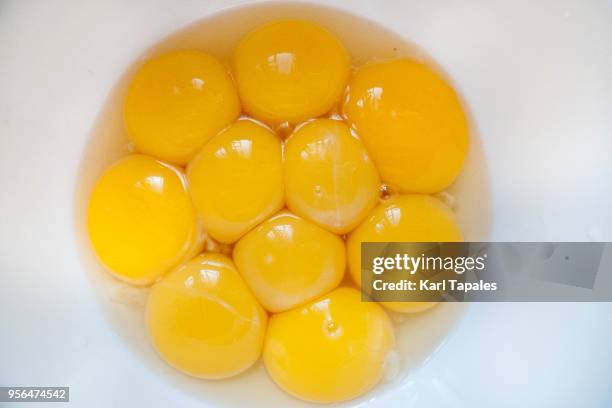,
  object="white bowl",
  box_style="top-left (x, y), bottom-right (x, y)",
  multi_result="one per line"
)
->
top-left (1, 1), bottom-right (611, 407)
